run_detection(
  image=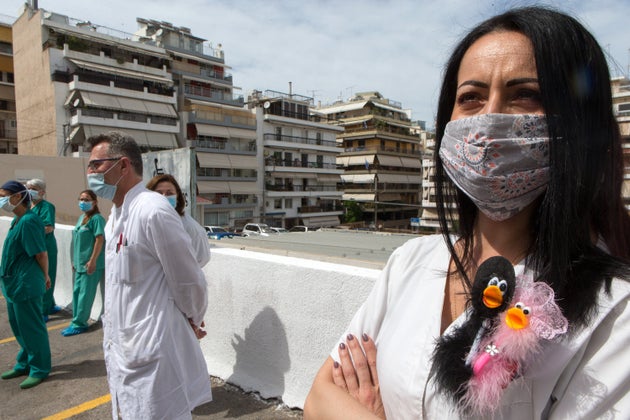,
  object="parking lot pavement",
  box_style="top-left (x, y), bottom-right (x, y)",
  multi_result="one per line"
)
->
top-left (0, 296), bottom-right (302, 419)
